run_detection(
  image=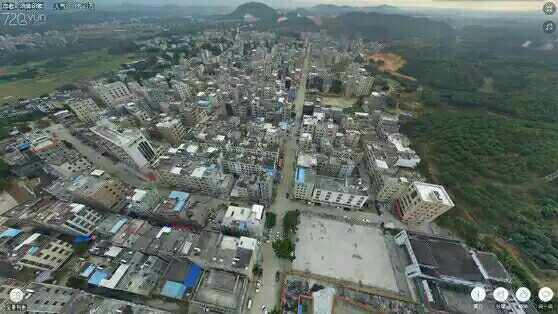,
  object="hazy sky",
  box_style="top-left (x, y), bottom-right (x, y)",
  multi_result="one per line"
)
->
top-left (292, 0), bottom-right (541, 11)
top-left (107, 0), bottom-right (542, 12)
